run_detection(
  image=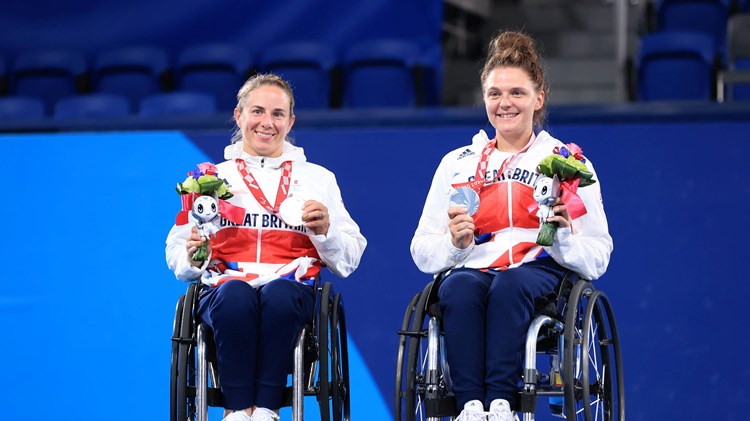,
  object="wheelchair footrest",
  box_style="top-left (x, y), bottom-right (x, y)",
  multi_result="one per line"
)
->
top-left (516, 390), bottom-right (537, 414)
top-left (186, 386), bottom-right (225, 407)
top-left (424, 396), bottom-right (457, 418)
